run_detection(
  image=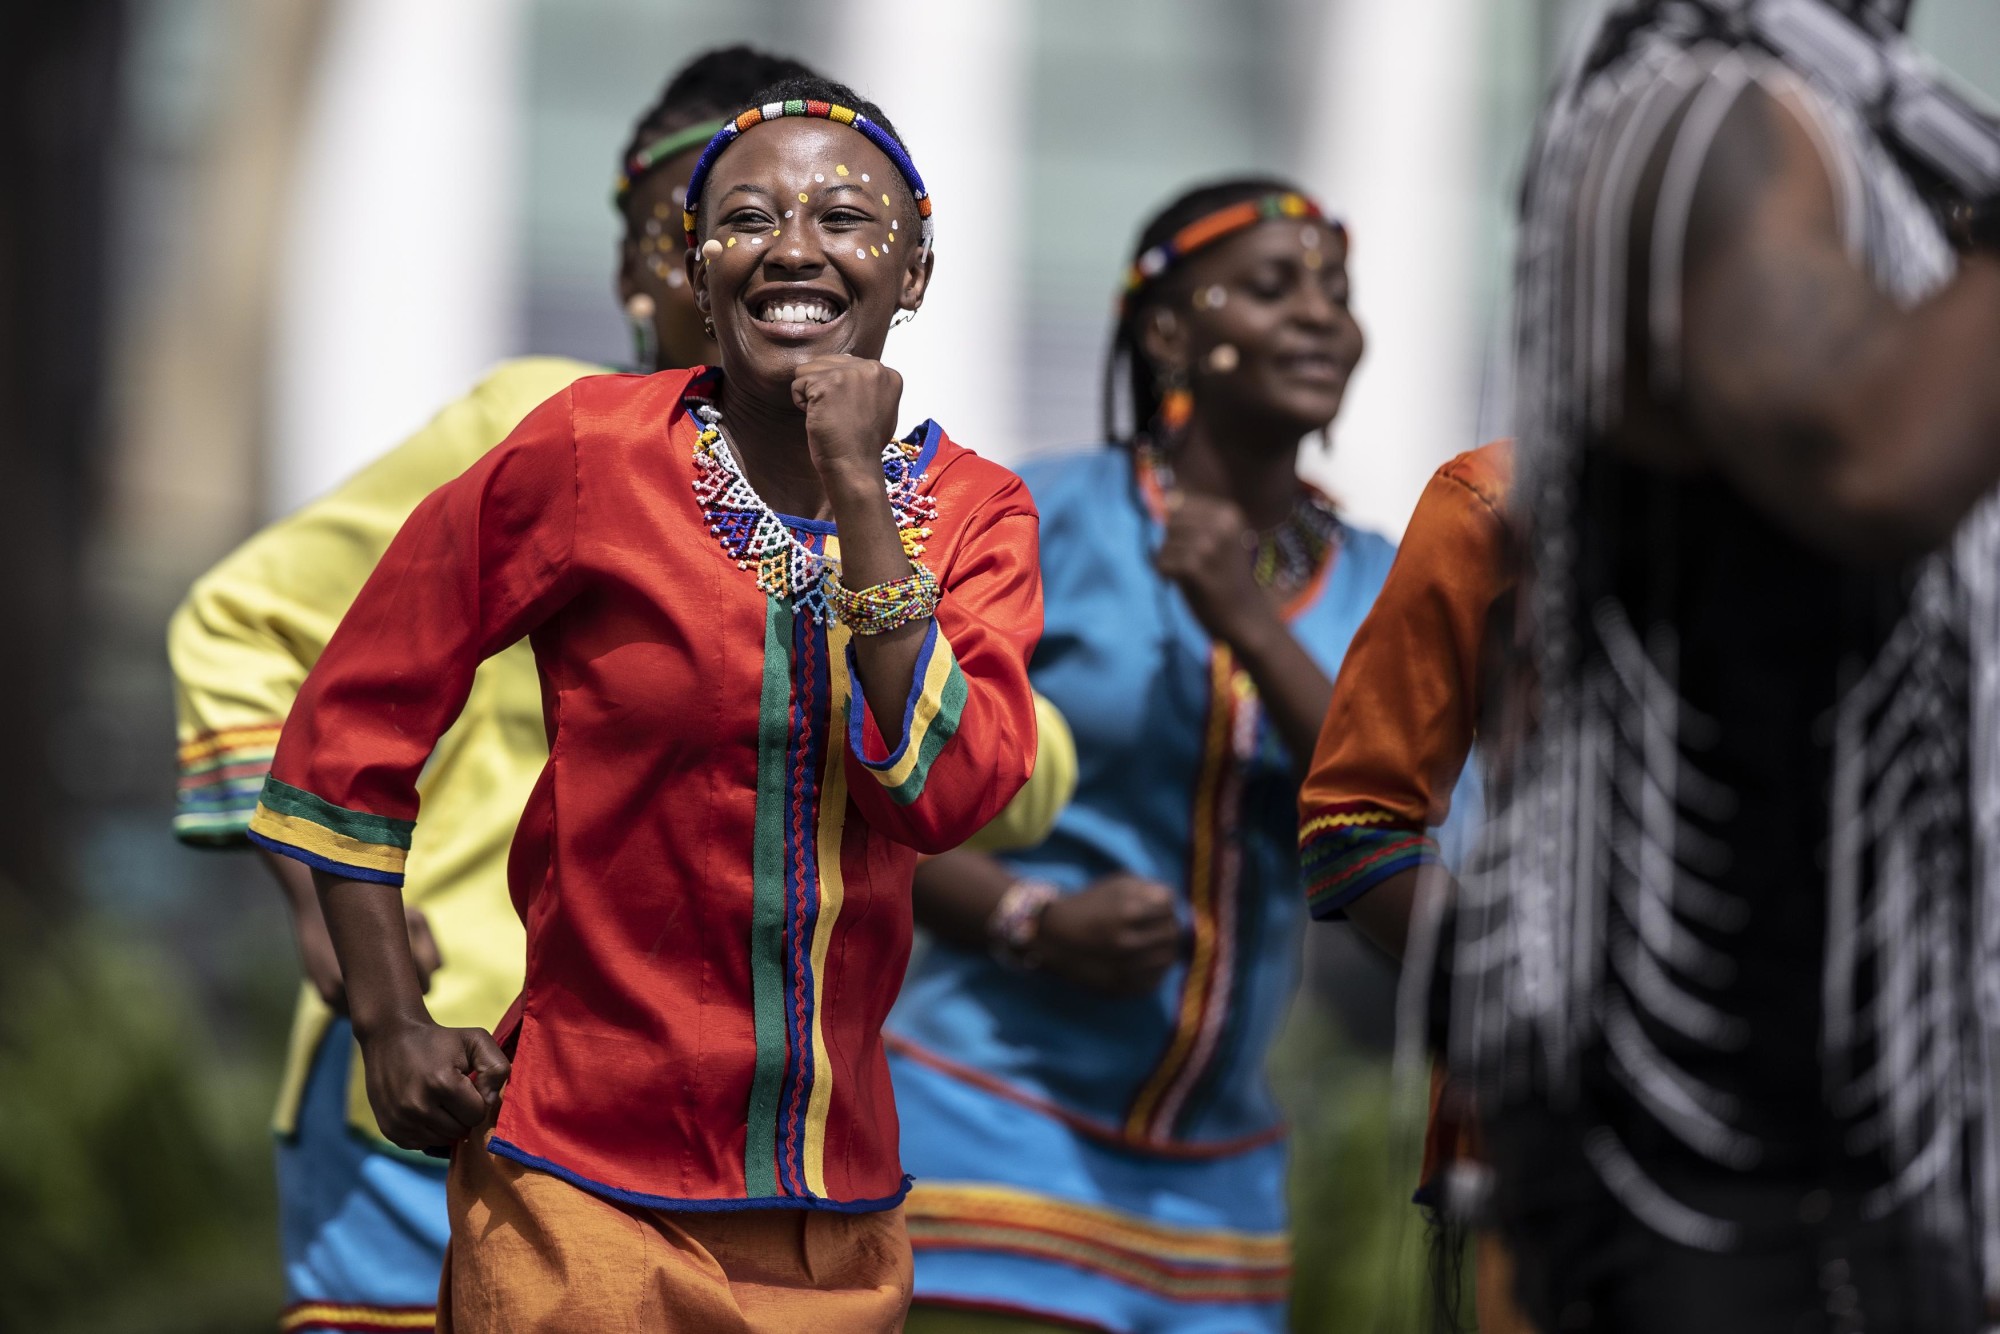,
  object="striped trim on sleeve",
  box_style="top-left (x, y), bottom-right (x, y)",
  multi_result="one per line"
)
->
top-left (247, 776), bottom-right (415, 885)
top-left (844, 619), bottom-right (967, 807)
top-left (1299, 801), bottom-right (1441, 920)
